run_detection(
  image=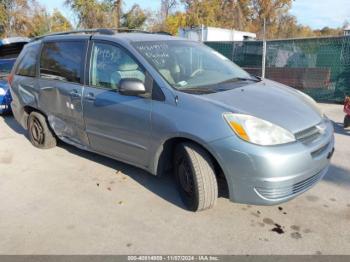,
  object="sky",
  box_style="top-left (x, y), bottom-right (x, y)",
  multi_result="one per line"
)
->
top-left (38, 0), bottom-right (350, 30)
top-left (290, 0), bottom-right (350, 29)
